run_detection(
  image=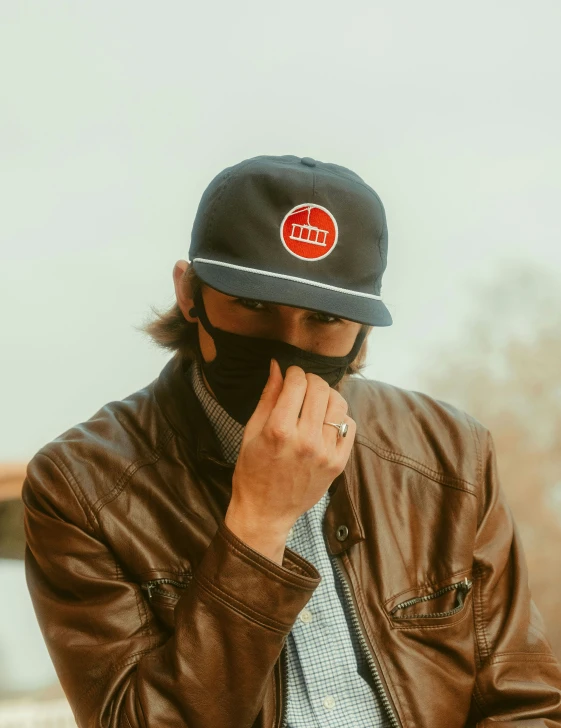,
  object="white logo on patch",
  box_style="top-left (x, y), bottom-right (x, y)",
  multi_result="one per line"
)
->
top-left (280, 204), bottom-right (338, 261)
